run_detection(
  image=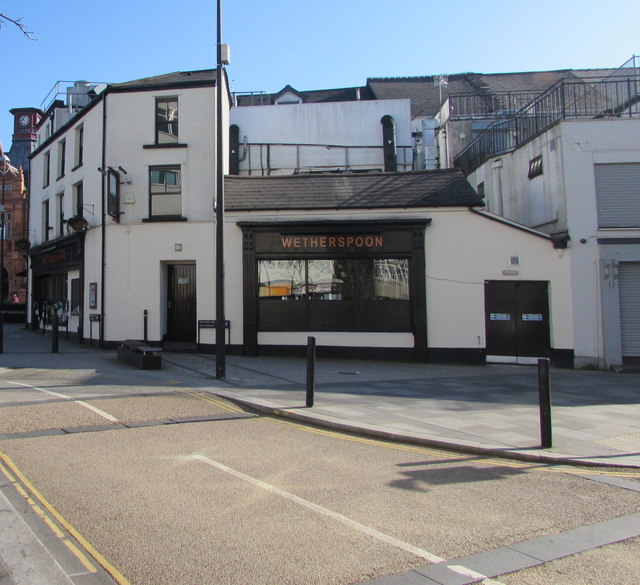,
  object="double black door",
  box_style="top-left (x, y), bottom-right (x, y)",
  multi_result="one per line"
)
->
top-left (485, 281), bottom-right (550, 362)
